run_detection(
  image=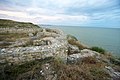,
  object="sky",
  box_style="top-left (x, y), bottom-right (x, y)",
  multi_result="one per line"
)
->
top-left (0, 0), bottom-right (120, 28)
